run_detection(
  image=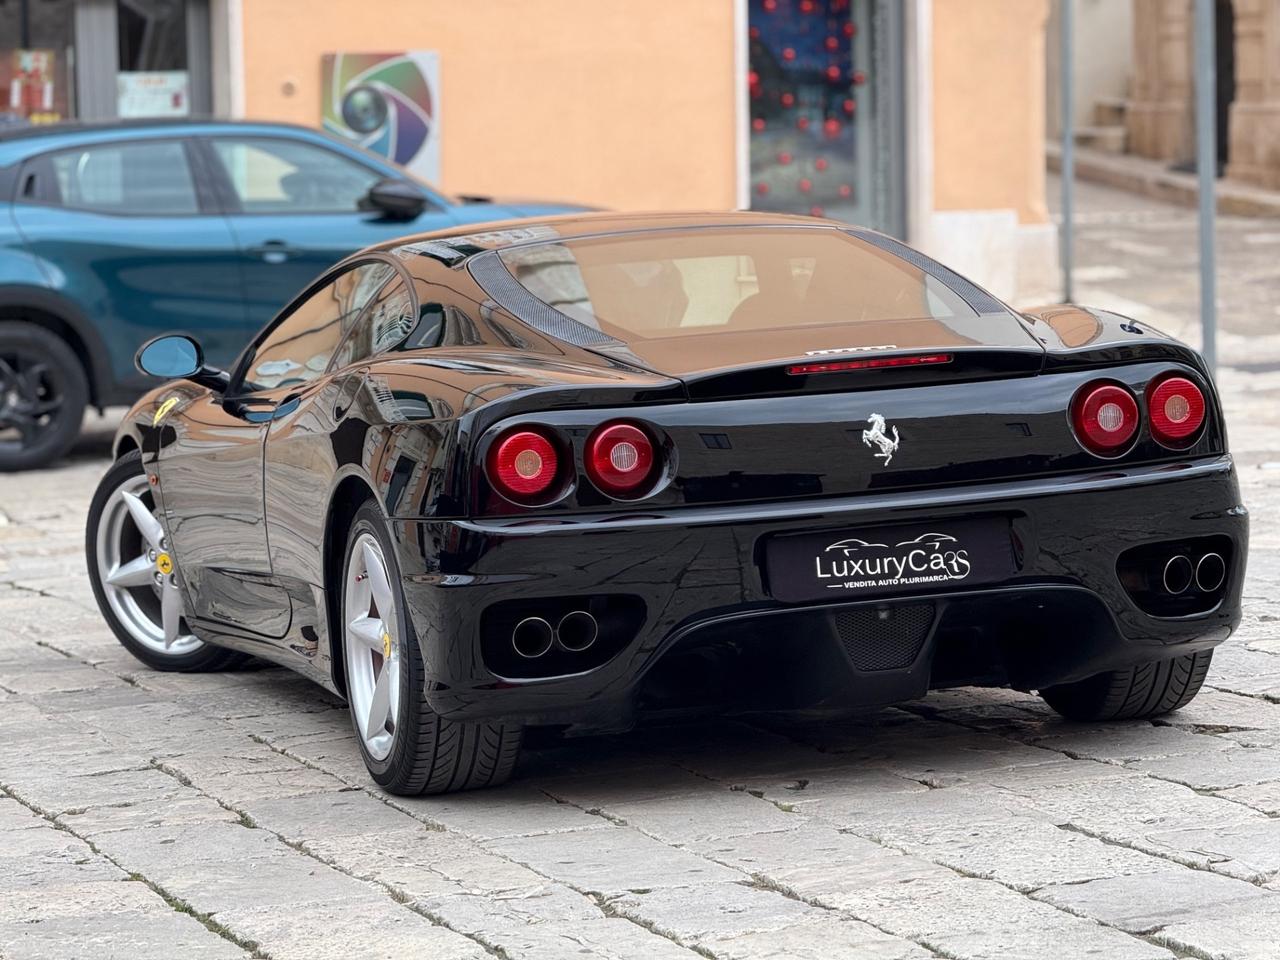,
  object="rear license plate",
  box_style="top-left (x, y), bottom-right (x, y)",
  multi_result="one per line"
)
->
top-left (765, 517), bottom-right (1014, 603)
